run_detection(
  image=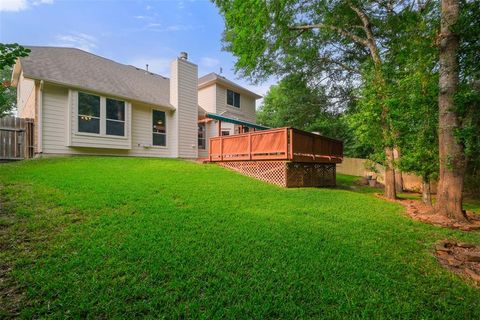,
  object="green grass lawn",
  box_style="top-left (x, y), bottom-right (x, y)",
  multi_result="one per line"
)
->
top-left (1, 157), bottom-right (479, 319)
